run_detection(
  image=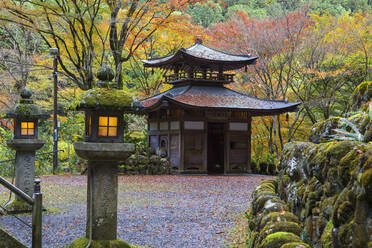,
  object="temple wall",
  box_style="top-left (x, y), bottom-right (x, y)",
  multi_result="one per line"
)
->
top-left (147, 108), bottom-right (252, 174)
